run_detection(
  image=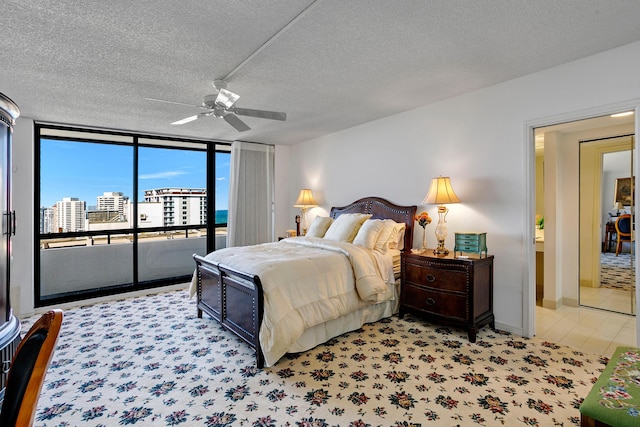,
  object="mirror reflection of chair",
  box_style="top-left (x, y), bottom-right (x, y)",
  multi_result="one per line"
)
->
top-left (0, 309), bottom-right (63, 427)
top-left (615, 214), bottom-right (634, 256)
